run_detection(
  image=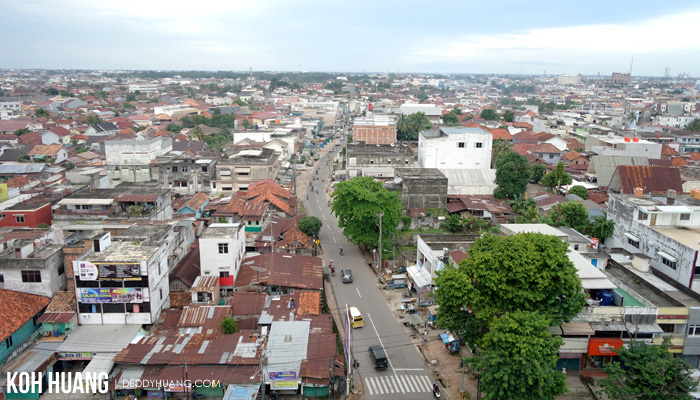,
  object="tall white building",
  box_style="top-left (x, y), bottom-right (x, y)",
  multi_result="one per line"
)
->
top-left (418, 127), bottom-right (492, 170)
top-left (199, 223), bottom-right (246, 295)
